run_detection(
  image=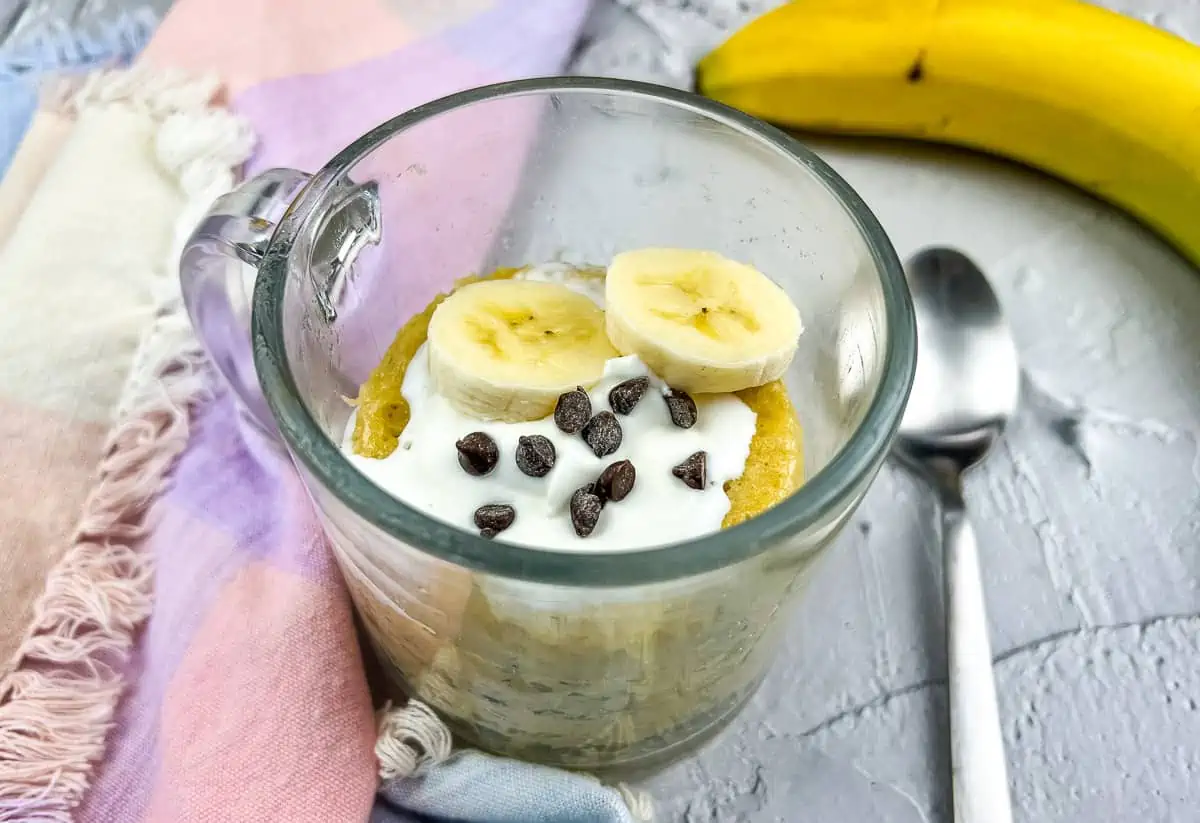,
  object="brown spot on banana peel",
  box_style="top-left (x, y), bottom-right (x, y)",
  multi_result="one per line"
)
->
top-left (906, 50), bottom-right (926, 83)
top-left (693, 4), bottom-right (1200, 271)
